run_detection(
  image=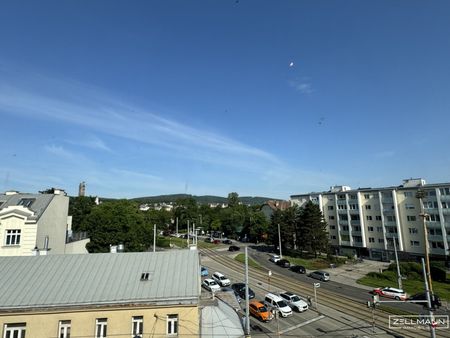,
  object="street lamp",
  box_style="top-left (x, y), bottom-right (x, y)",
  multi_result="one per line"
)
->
top-left (416, 189), bottom-right (433, 293)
